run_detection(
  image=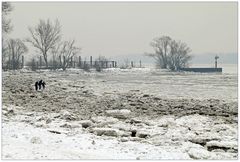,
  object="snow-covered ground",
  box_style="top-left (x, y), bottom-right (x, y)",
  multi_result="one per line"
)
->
top-left (2, 68), bottom-right (238, 159)
top-left (2, 108), bottom-right (237, 160)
